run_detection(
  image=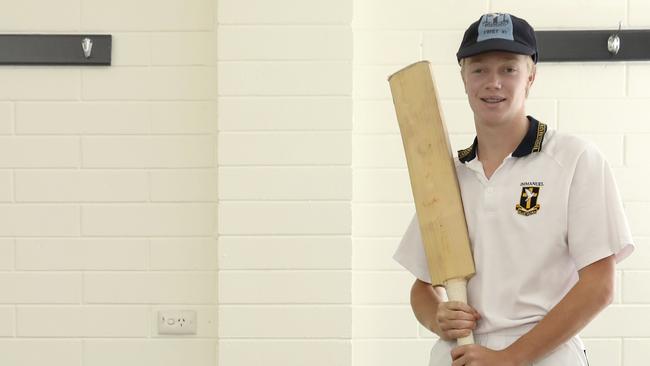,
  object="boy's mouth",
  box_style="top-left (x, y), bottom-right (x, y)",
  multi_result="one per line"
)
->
top-left (481, 97), bottom-right (506, 104)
